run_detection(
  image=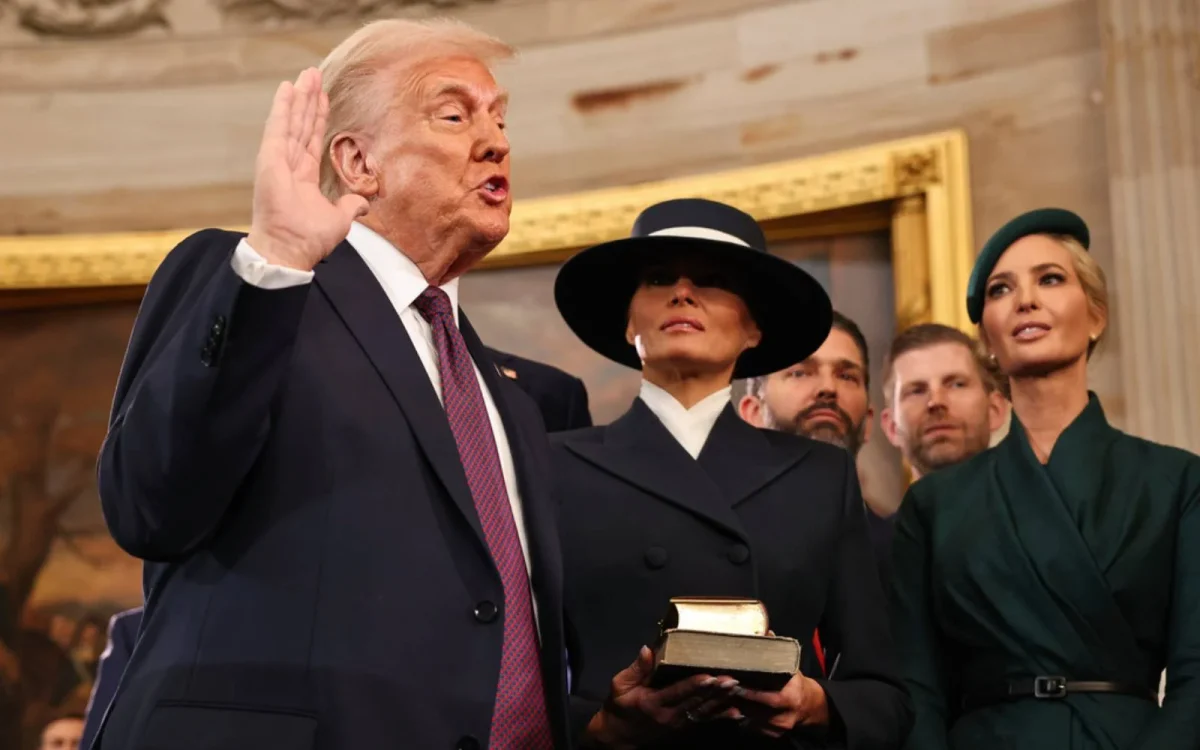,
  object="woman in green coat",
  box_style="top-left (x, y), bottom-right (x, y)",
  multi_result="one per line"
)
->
top-left (890, 208), bottom-right (1200, 750)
